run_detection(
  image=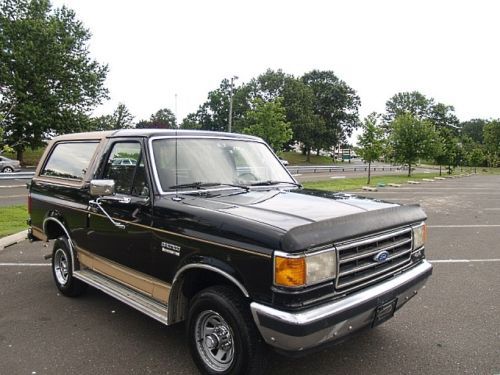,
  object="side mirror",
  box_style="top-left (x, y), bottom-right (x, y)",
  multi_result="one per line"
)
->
top-left (90, 179), bottom-right (115, 197)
